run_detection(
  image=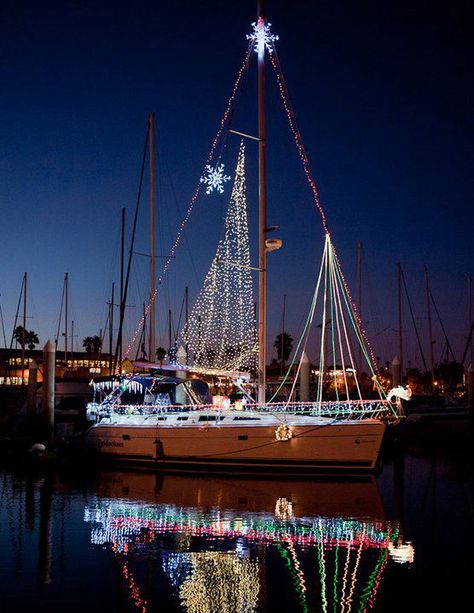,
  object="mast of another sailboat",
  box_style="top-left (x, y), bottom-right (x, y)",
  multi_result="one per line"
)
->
top-left (257, 0), bottom-right (267, 403)
top-left (357, 241), bottom-right (363, 374)
top-left (64, 272), bottom-right (68, 365)
top-left (149, 112), bottom-right (156, 361)
top-left (424, 266), bottom-right (434, 380)
top-left (397, 262), bottom-right (403, 378)
top-left (22, 272), bottom-right (27, 380)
